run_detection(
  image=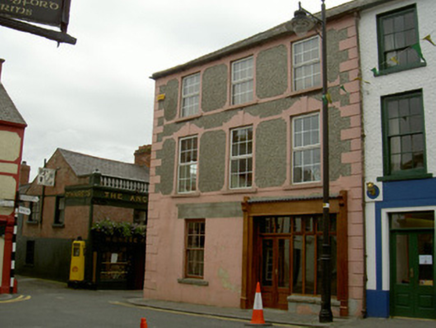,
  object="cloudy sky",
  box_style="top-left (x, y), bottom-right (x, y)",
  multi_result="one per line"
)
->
top-left (1, 0), bottom-right (350, 180)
